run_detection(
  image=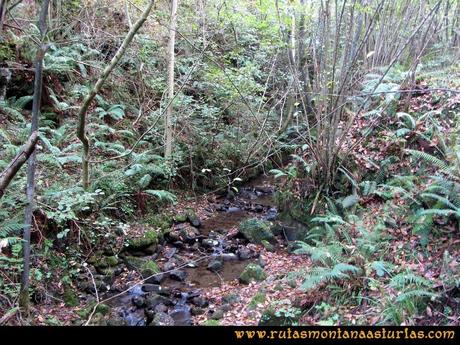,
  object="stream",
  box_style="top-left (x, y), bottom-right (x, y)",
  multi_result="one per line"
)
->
top-left (103, 175), bottom-right (280, 326)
